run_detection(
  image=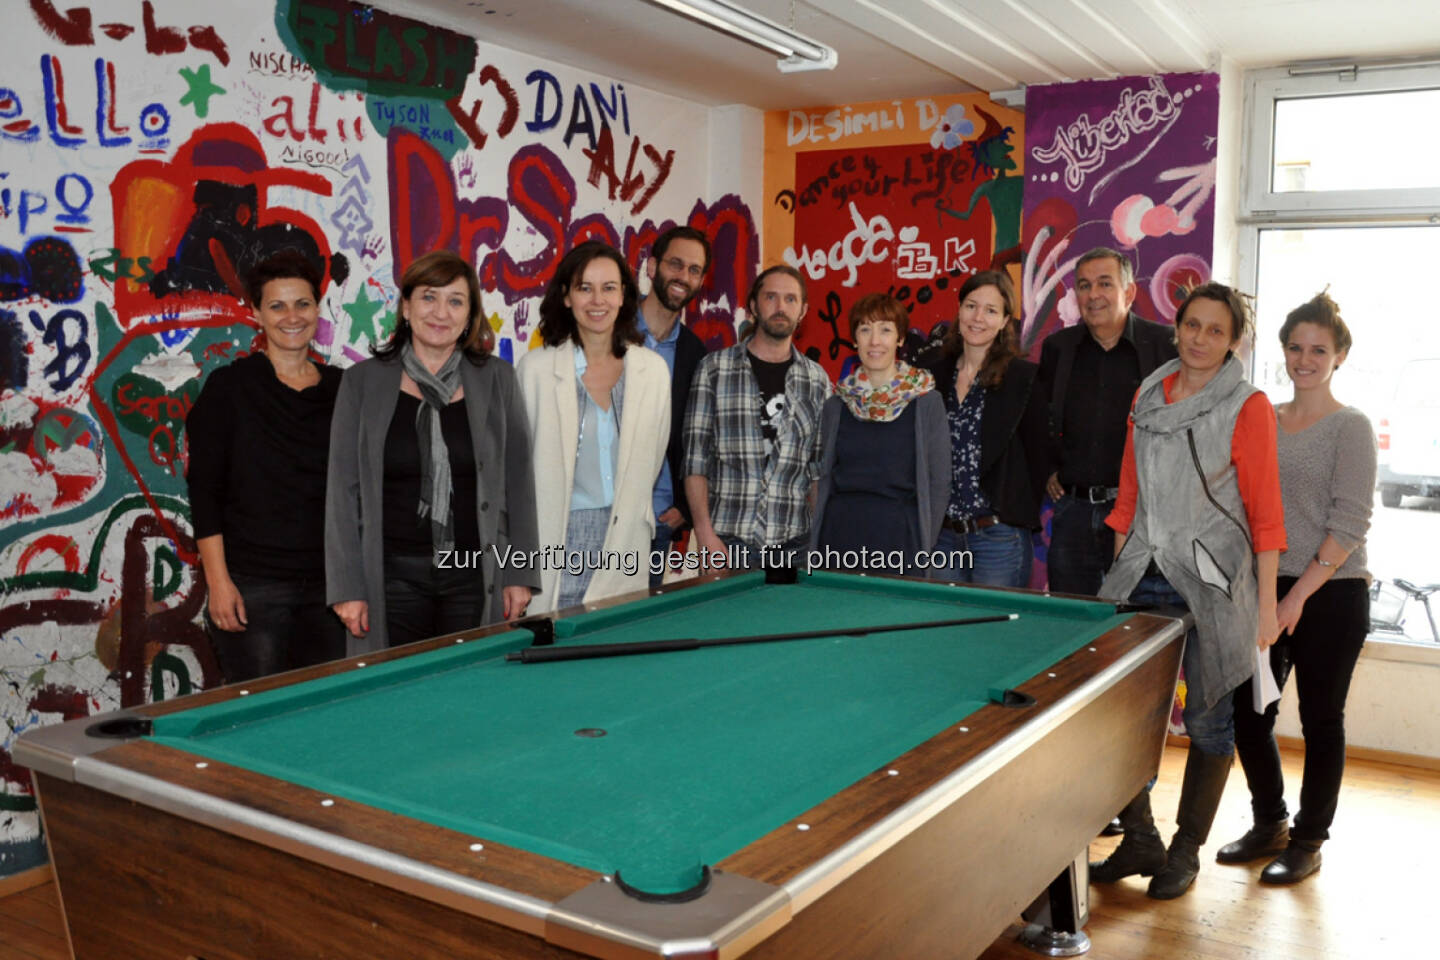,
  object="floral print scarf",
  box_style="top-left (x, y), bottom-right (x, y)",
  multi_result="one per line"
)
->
top-left (837, 361), bottom-right (934, 422)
